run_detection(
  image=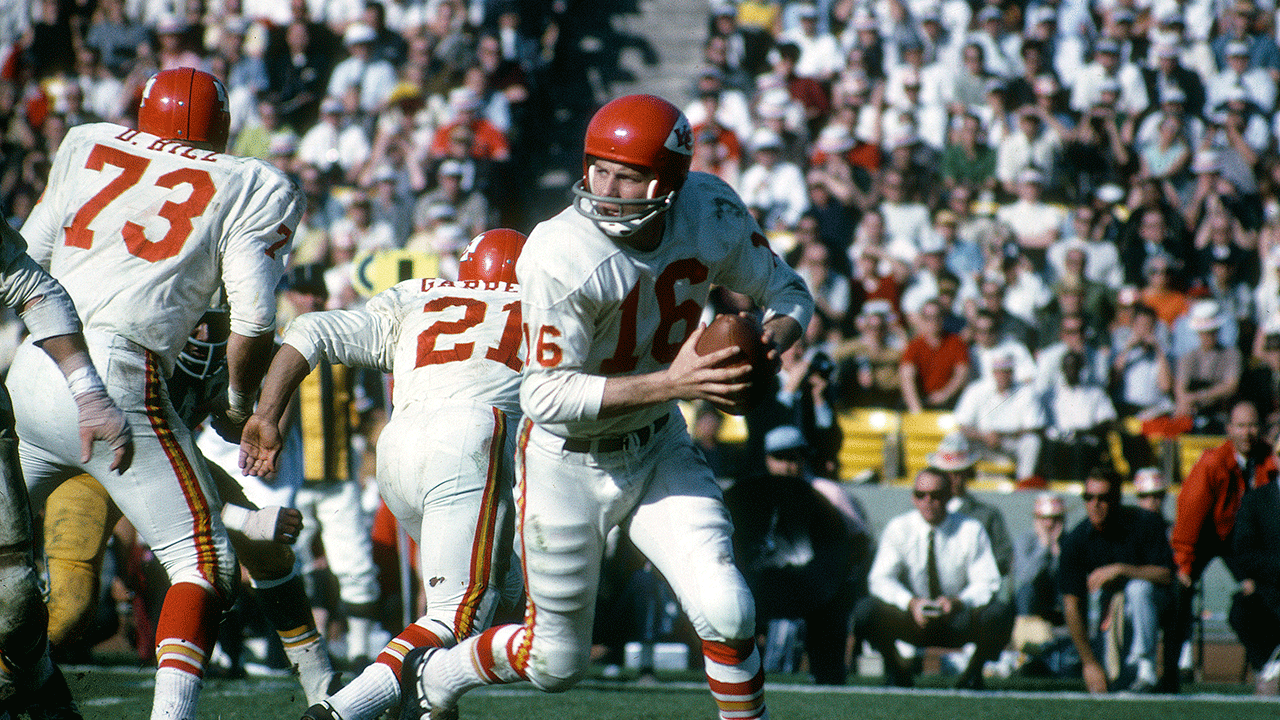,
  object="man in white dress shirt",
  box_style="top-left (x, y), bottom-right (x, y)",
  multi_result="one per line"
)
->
top-left (953, 351), bottom-right (1046, 480)
top-left (852, 468), bottom-right (1014, 689)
